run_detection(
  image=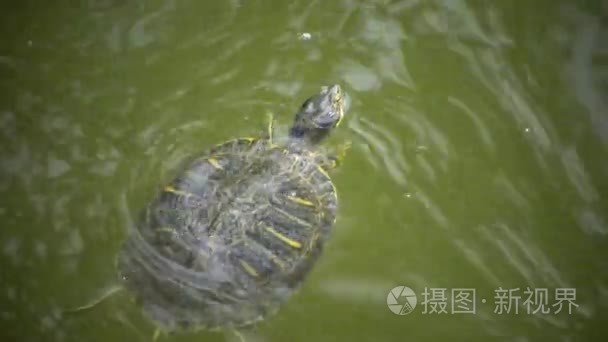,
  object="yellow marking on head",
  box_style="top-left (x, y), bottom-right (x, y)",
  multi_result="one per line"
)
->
top-left (331, 86), bottom-right (345, 127)
top-left (336, 107), bottom-right (344, 127)
top-left (207, 157), bottom-right (222, 169)
top-left (265, 226), bottom-right (302, 249)
top-left (287, 195), bottom-right (315, 207)
top-left (239, 259), bottom-right (259, 277)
